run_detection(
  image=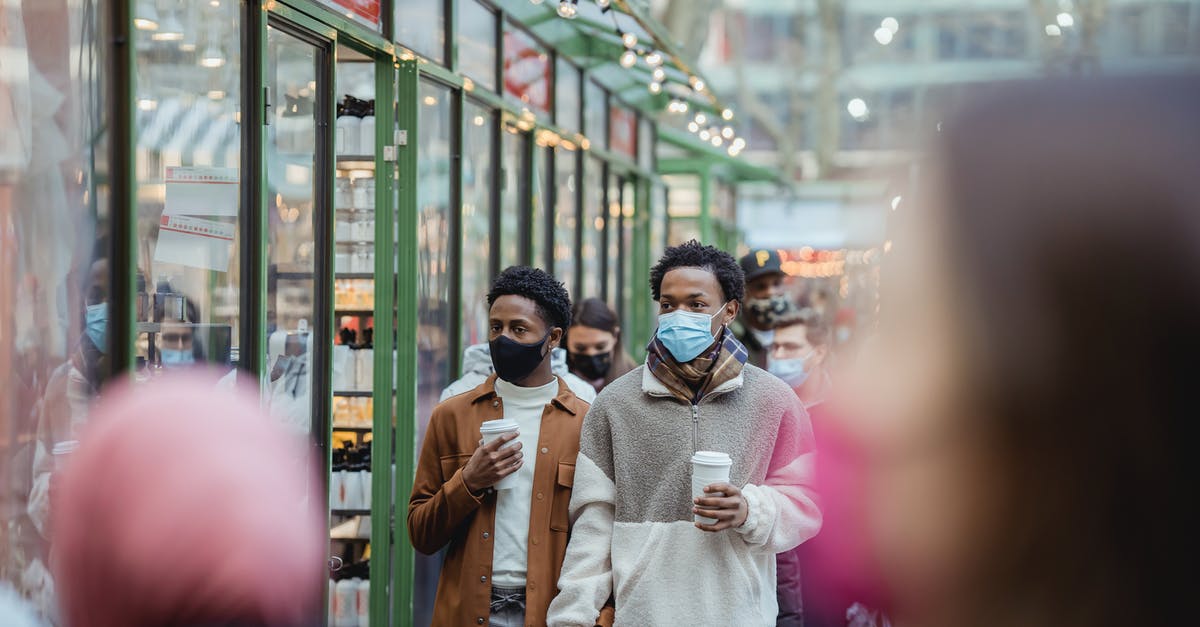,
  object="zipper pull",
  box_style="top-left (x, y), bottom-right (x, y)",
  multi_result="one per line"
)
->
top-left (691, 405), bottom-right (699, 453)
